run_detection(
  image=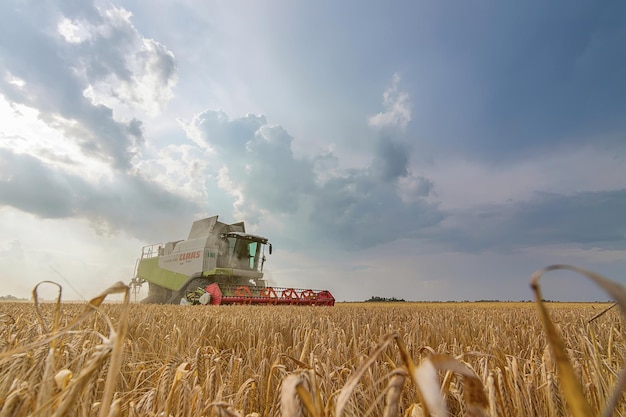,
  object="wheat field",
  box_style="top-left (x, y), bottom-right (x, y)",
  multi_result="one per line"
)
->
top-left (0, 266), bottom-right (625, 416)
top-left (0, 265), bottom-right (626, 417)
